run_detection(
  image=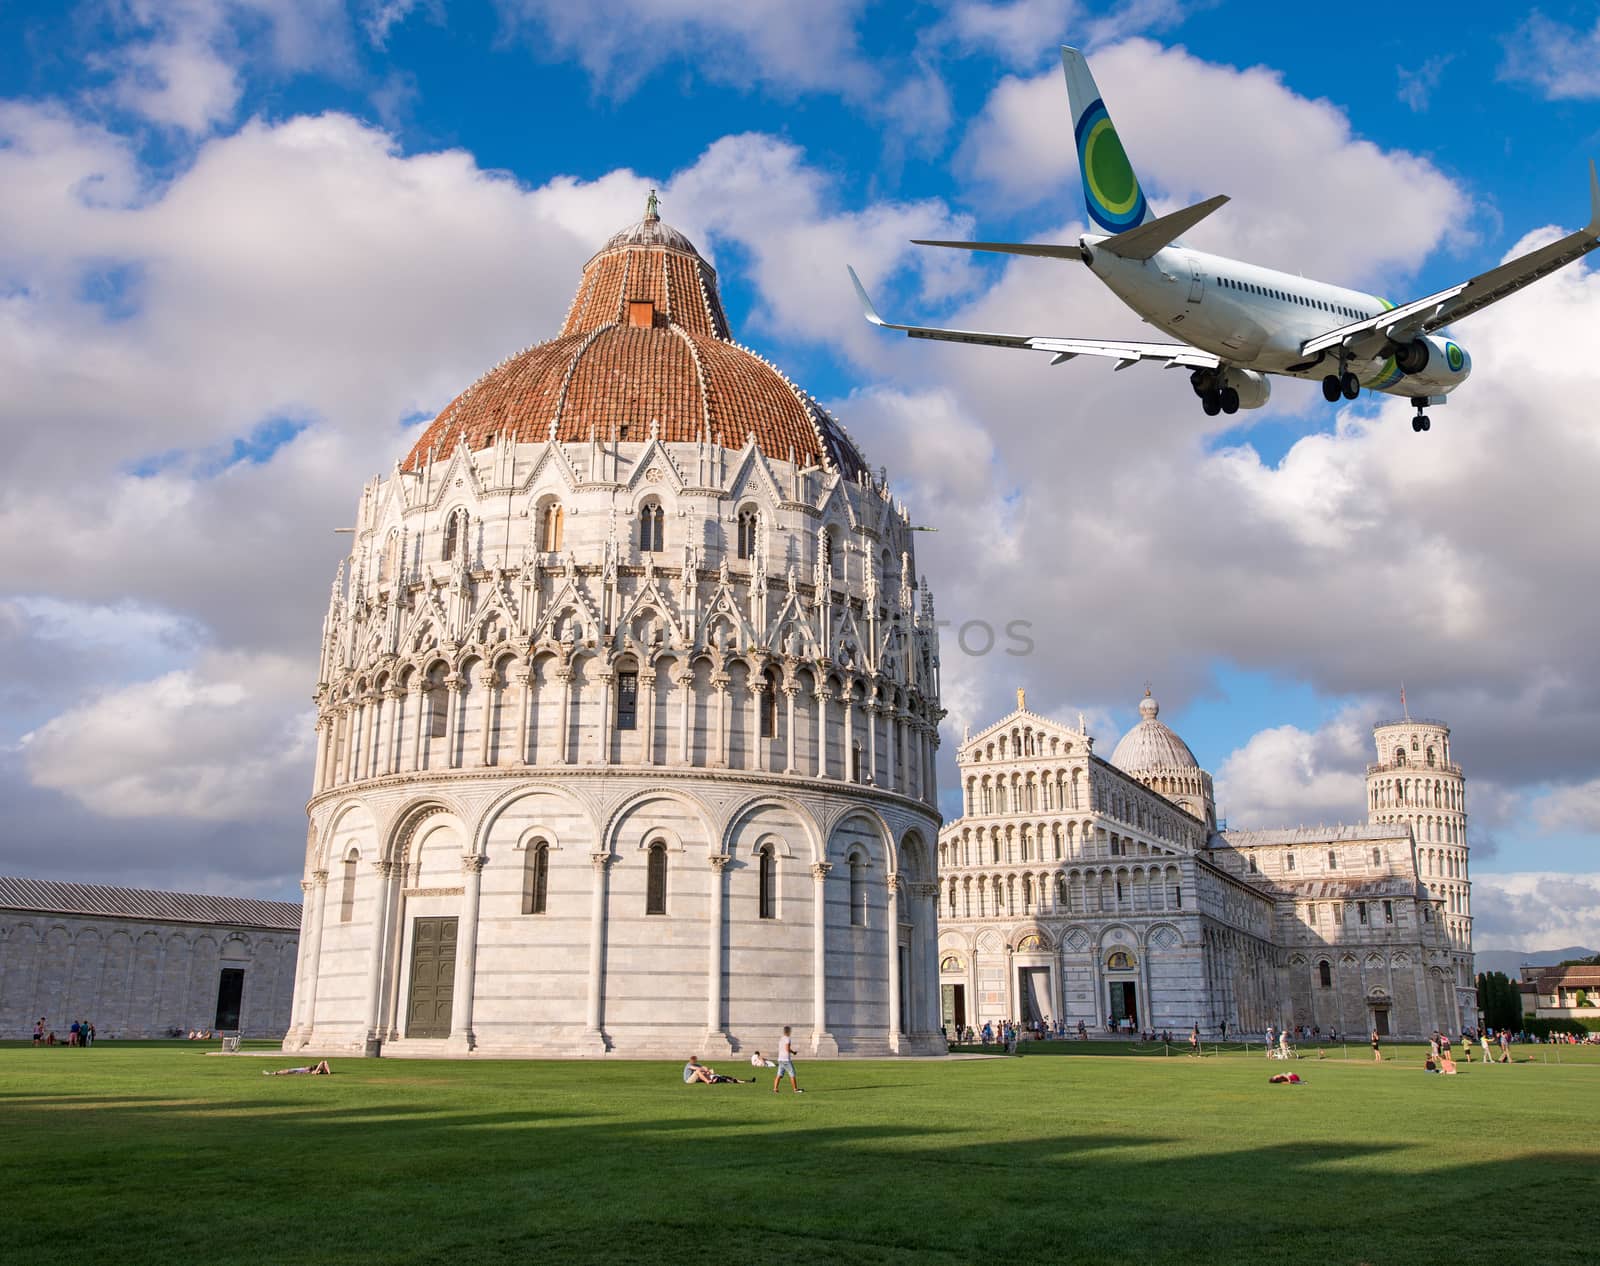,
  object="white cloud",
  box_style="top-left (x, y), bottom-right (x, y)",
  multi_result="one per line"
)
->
top-left (1502, 13), bottom-right (1600, 100)
top-left (20, 651), bottom-right (313, 821)
top-left (95, 0), bottom-right (352, 134)
top-left (1536, 778), bottom-right (1600, 834)
top-left (1471, 872), bottom-right (1600, 952)
top-left (1397, 54), bottom-right (1451, 112)
top-left (1213, 712), bottom-right (1370, 830)
top-left (940, 0), bottom-right (1082, 68)
top-left (493, 0), bottom-right (875, 99)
